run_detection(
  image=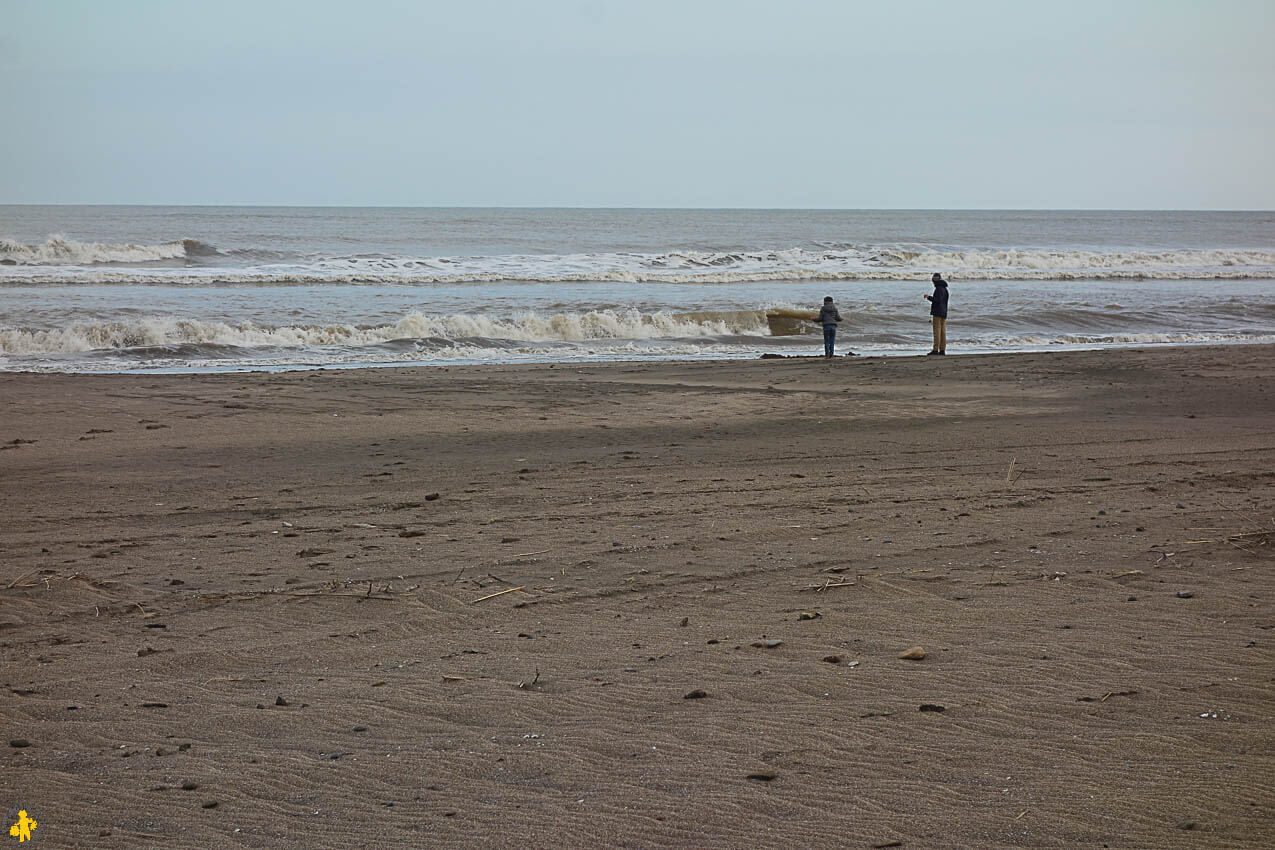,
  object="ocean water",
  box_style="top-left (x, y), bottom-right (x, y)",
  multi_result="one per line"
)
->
top-left (1, 206), bottom-right (1272, 373)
